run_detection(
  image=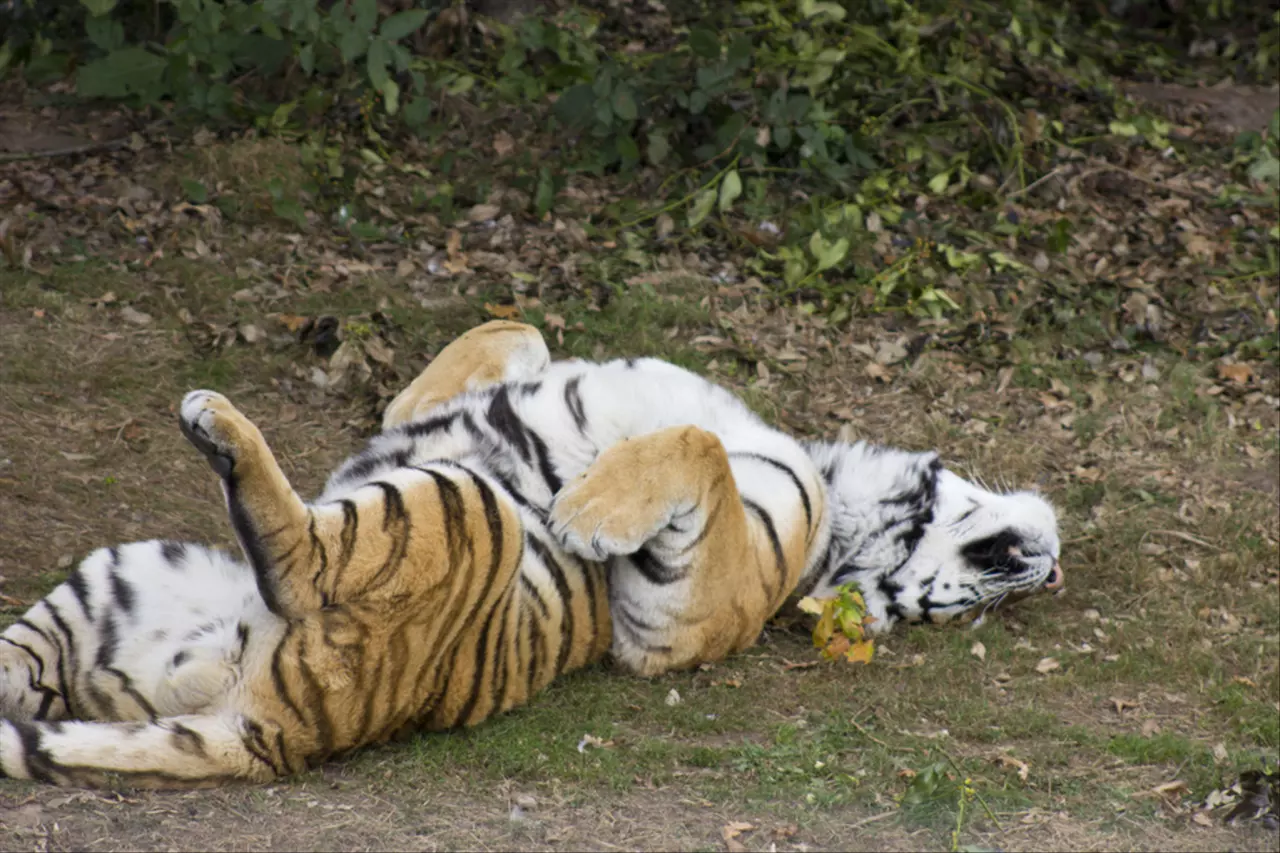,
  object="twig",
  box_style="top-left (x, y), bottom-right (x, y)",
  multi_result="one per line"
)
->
top-left (0, 120), bottom-right (168, 164)
top-left (938, 749), bottom-right (1004, 832)
top-left (1003, 163), bottom-right (1072, 201)
top-left (0, 136), bottom-right (133, 163)
top-left (1147, 529), bottom-right (1223, 551)
top-left (849, 717), bottom-right (893, 750)
top-left (1077, 158), bottom-right (1215, 202)
top-left (849, 810), bottom-right (899, 829)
